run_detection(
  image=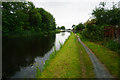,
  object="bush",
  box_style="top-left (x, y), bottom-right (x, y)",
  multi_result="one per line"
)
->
top-left (75, 23), bottom-right (85, 31)
top-left (81, 24), bottom-right (104, 41)
top-left (105, 40), bottom-right (120, 53)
